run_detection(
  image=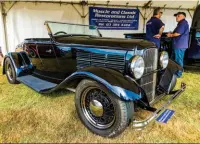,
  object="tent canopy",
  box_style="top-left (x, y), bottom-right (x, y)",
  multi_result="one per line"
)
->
top-left (0, 0), bottom-right (199, 55)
